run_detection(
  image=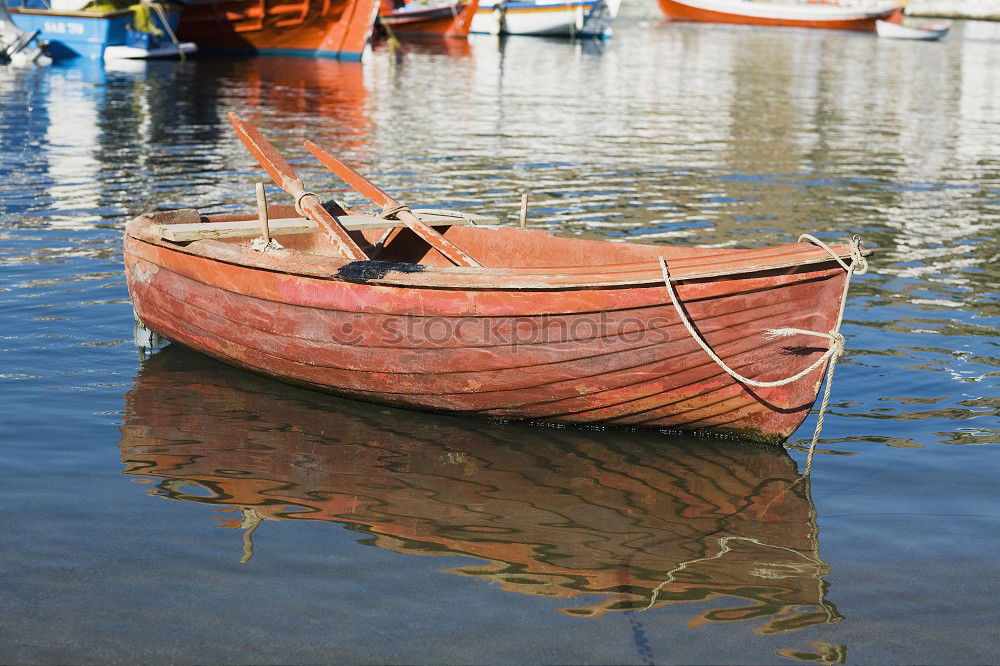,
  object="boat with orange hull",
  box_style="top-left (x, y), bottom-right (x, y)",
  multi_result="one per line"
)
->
top-left (657, 0), bottom-right (901, 31)
top-left (377, 0), bottom-right (479, 38)
top-left (175, 0), bottom-right (379, 59)
top-left (124, 116), bottom-right (867, 443)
